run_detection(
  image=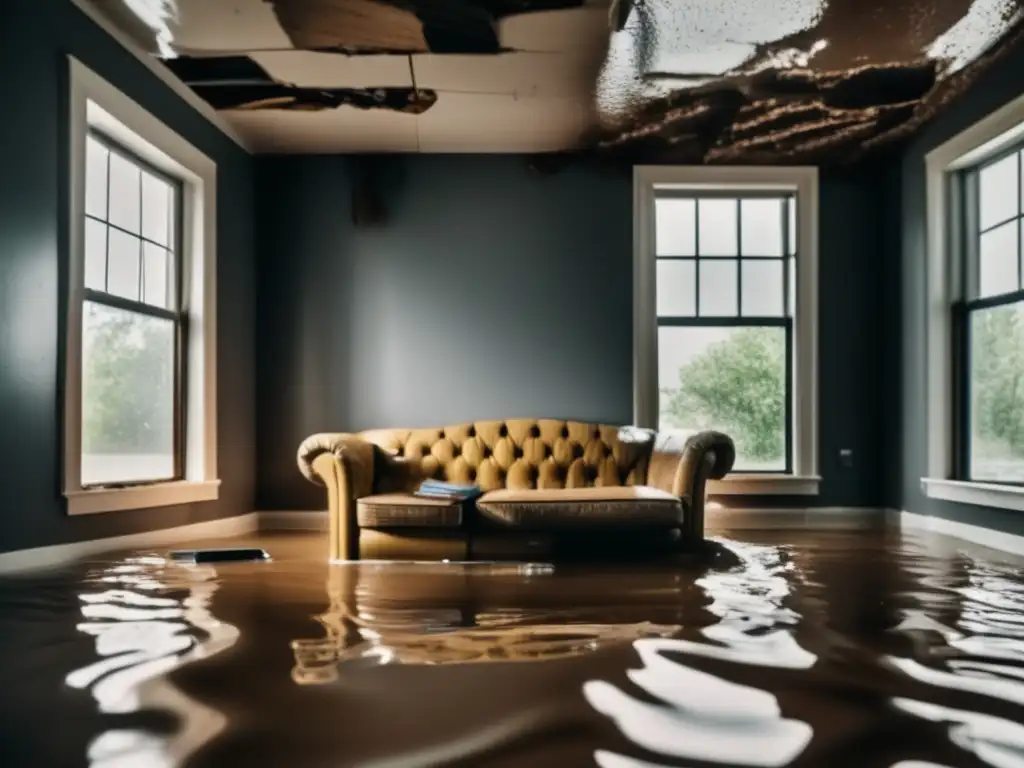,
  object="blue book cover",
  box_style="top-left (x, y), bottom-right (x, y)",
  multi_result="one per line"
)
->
top-left (419, 479), bottom-right (477, 492)
top-left (415, 479), bottom-right (482, 500)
